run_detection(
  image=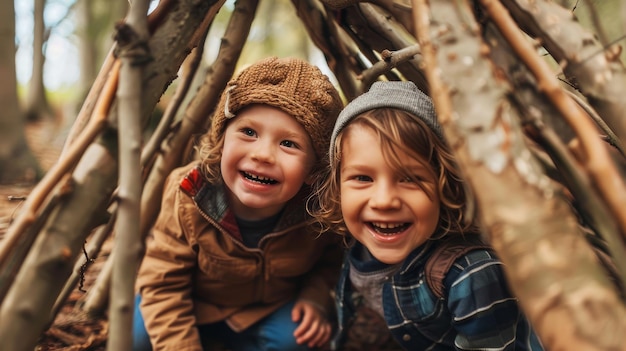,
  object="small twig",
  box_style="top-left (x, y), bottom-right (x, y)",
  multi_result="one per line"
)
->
top-left (78, 243), bottom-right (95, 293)
top-left (577, 34), bottom-right (626, 66)
top-left (8, 197), bottom-right (26, 225)
top-left (565, 89), bottom-right (626, 158)
top-left (359, 45), bottom-right (423, 87)
top-left (7, 196), bottom-right (27, 201)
